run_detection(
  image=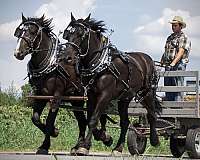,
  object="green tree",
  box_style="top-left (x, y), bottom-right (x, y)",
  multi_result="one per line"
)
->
top-left (20, 83), bottom-right (33, 107)
top-left (0, 81), bottom-right (19, 106)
